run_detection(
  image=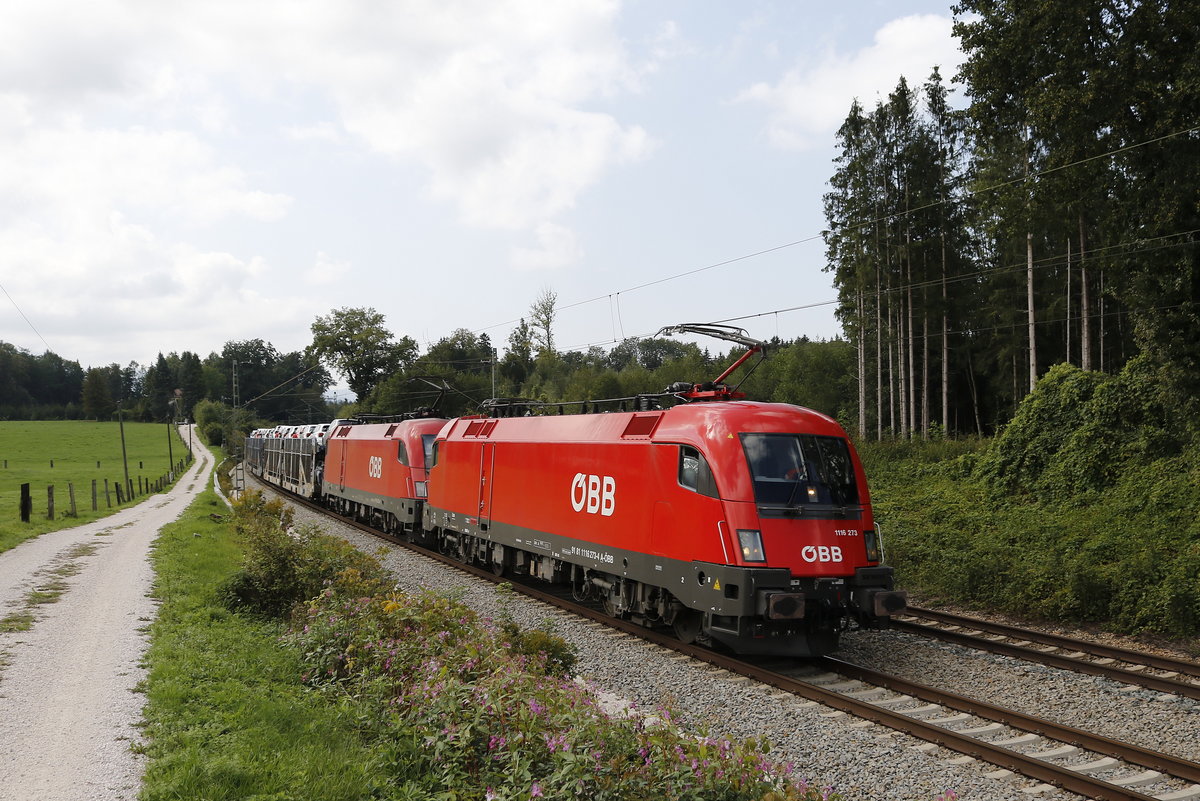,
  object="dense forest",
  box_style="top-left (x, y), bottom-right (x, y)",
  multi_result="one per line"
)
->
top-left (823, 0), bottom-right (1199, 440)
top-left (0, 340), bottom-right (330, 426)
